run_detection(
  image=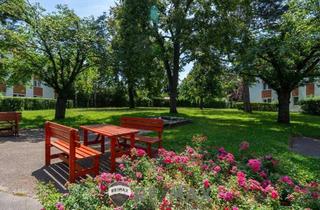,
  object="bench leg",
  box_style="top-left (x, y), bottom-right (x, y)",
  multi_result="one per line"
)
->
top-left (110, 137), bottom-right (116, 173)
top-left (83, 129), bottom-right (88, 145)
top-left (93, 156), bottom-right (100, 176)
top-left (147, 144), bottom-right (152, 157)
top-left (69, 158), bottom-right (76, 183)
top-left (45, 144), bottom-right (51, 166)
top-left (100, 136), bottom-right (105, 153)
